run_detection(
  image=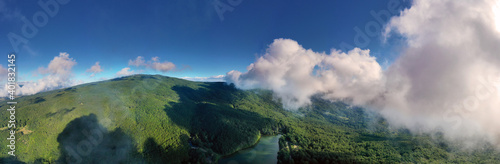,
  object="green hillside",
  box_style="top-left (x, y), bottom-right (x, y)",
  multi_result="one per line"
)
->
top-left (0, 75), bottom-right (285, 163)
top-left (0, 75), bottom-right (499, 163)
